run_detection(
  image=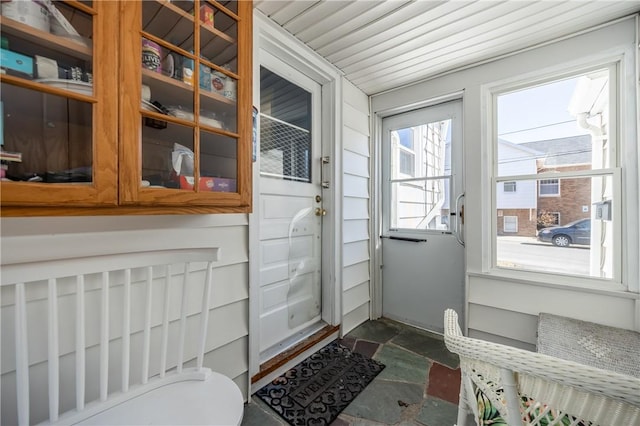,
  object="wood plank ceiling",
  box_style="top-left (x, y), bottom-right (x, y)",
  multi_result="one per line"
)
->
top-left (254, 1), bottom-right (640, 95)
